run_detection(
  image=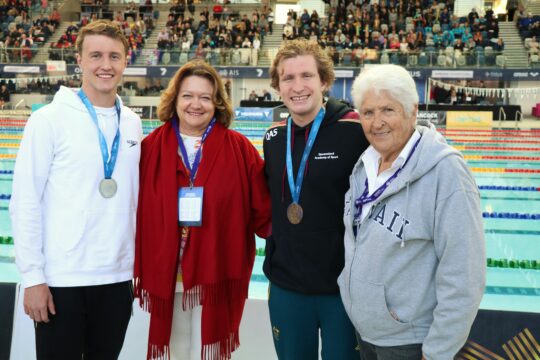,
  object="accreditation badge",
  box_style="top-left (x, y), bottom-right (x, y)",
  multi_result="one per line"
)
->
top-left (178, 187), bottom-right (203, 226)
